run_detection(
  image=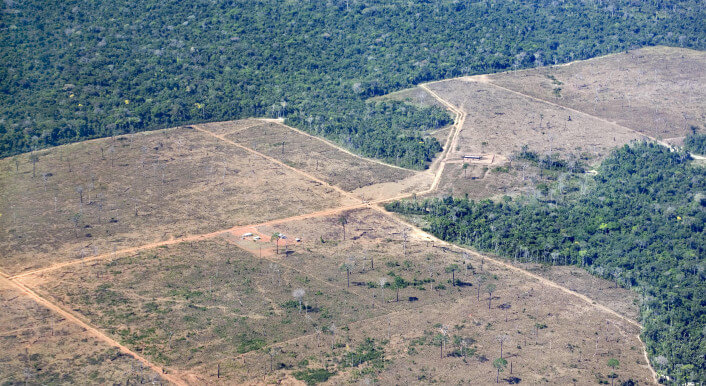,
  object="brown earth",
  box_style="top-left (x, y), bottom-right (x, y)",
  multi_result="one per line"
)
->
top-left (487, 46), bottom-right (706, 140)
